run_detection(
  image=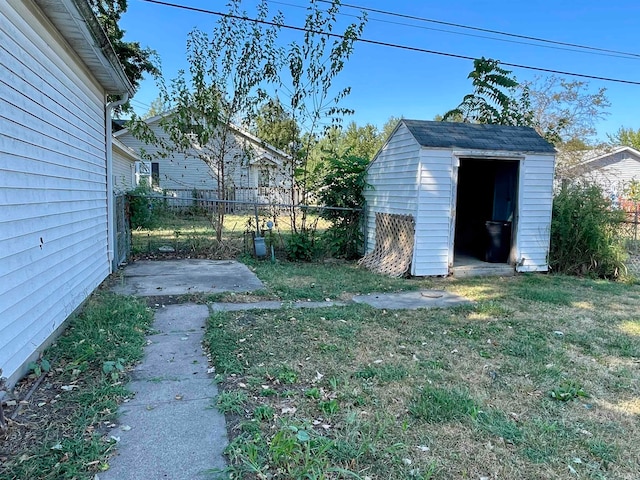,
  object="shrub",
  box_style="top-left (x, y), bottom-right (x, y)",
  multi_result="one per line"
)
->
top-left (549, 182), bottom-right (626, 278)
top-left (316, 154), bottom-right (368, 259)
top-left (127, 184), bottom-right (168, 229)
top-left (286, 230), bottom-right (318, 261)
